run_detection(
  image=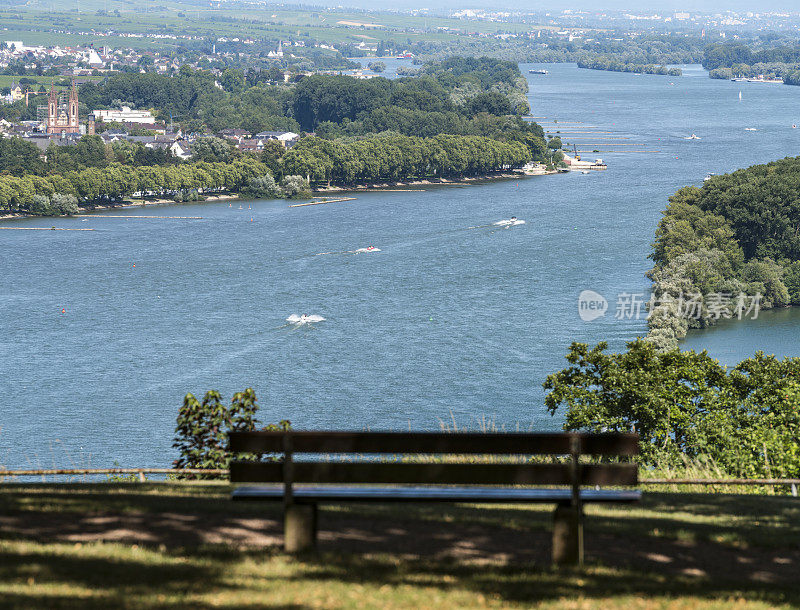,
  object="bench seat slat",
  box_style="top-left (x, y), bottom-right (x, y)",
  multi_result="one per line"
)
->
top-left (232, 485), bottom-right (641, 504)
top-left (229, 431), bottom-right (639, 456)
top-left (230, 462), bottom-right (638, 486)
